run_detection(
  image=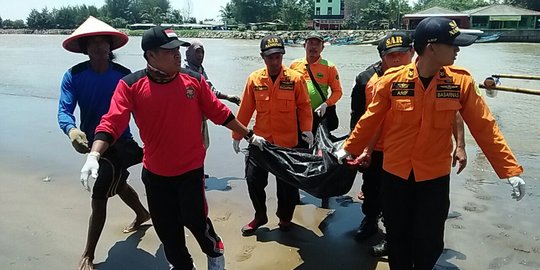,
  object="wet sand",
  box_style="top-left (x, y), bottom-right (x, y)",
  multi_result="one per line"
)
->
top-left (1, 94), bottom-right (539, 270)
